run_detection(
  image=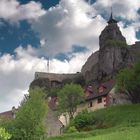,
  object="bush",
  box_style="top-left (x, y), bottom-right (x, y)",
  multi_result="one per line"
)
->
top-left (116, 61), bottom-right (140, 103)
top-left (66, 126), bottom-right (78, 133)
top-left (0, 128), bottom-right (11, 140)
top-left (73, 110), bottom-right (96, 131)
top-left (106, 39), bottom-right (128, 48)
